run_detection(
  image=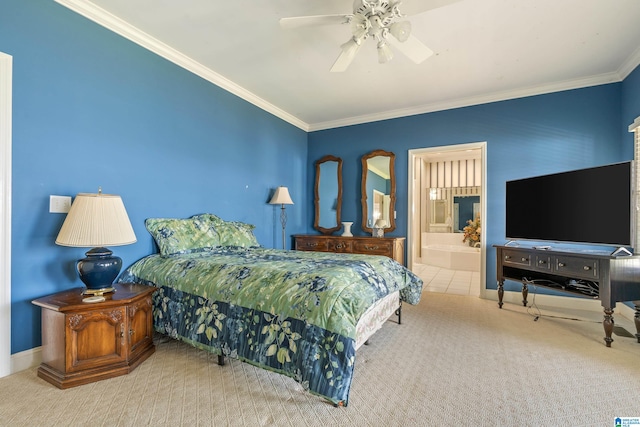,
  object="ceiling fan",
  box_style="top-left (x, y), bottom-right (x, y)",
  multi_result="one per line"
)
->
top-left (280, 0), bottom-right (460, 72)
